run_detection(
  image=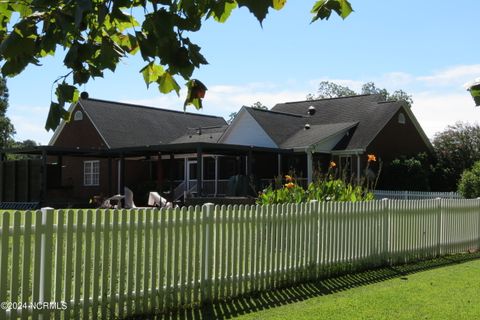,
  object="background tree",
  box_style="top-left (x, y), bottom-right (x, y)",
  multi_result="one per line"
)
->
top-left (307, 81), bottom-right (413, 107)
top-left (8, 140), bottom-right (40, 160)
top-left (0, 77), bottom-right (15, 149)
top-left (431, 122), bottom-right (480, 191)
top-left (361, 82), bottom-right (413, 108)
top-left (0, 0), bottom-right (353, 131)
top-left (306, 81), bottom-right (356, 100)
